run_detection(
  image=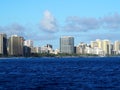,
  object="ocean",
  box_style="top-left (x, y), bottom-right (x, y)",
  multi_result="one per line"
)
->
top-left (0, 57), bottom-right (120, 90)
